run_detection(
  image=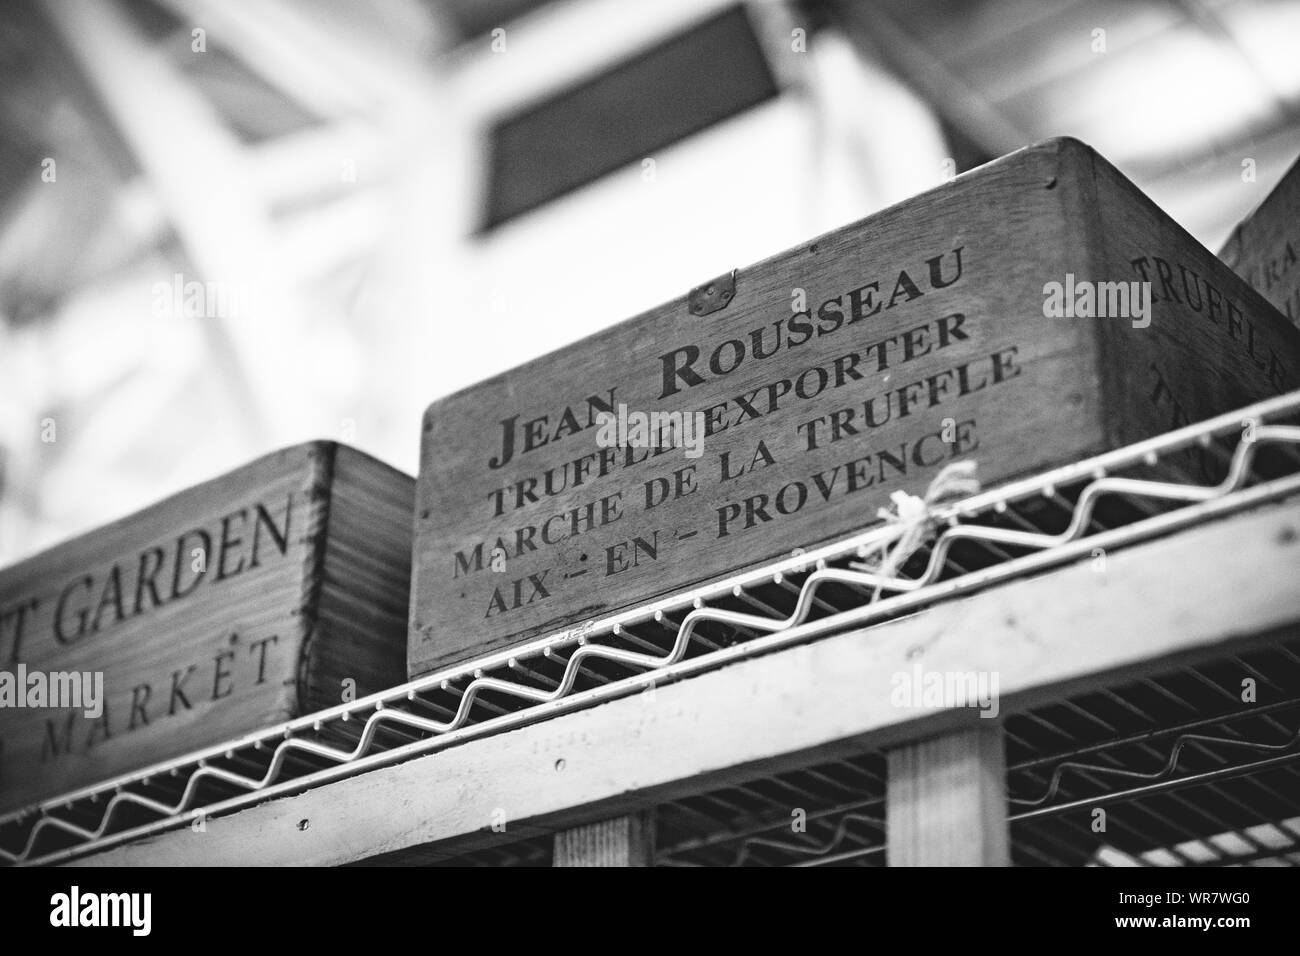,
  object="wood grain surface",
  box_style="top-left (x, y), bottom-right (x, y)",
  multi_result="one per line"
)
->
top-left (1083, 147), bottom-right (1300, 473)
top-left (1219, 154), bottom-right (1300, 329)
top-left (553, 813), bottom-right (655, 867)
top-left (411, 137), bottom-right (1300, 677)
top-left (0, 442), bottom-right (412, 814)
top-left (886, 727), bottom-right (1009, 866)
